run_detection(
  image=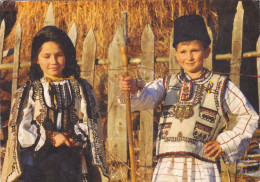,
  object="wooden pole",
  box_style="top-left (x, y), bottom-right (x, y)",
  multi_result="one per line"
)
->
top-left (230, 1), bottom-right (244, 87)
top-left (257, 36), bottom-right (260, 114)
top-left (12, 23), bottom-right (21, 104)
top-left (107, 25), bottom-right (127, 163)
top-left (139, 24), bottom-right (154, 181)
top-left (44, 3), bottom-right (55, 26)
top-left (120, 46), bottom-right (136, 182)
top-left (0, 20), bottom-right (5, 141)
top-left (81, 28), bottom-right (96, 86)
